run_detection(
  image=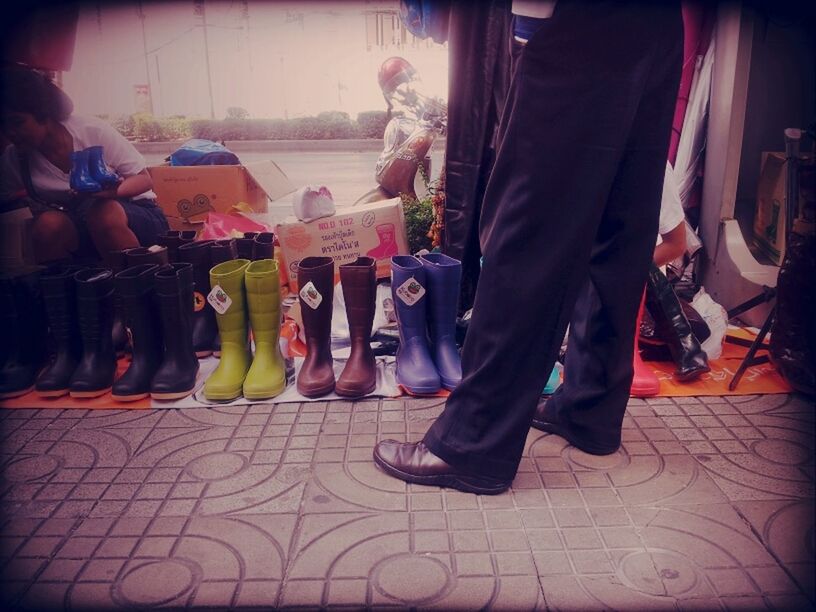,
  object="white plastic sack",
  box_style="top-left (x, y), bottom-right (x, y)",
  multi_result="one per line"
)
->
top-left (292, 185), bottom-right (336, 223)
top-left (691, 287), bottom-right (728, 360)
